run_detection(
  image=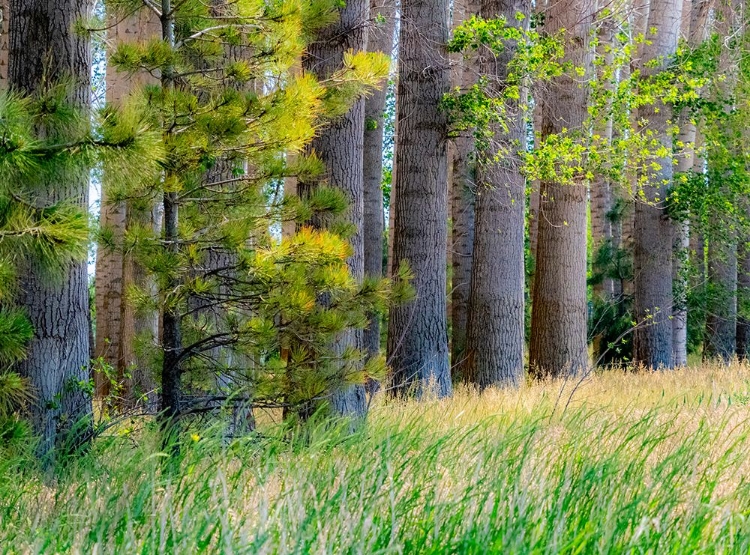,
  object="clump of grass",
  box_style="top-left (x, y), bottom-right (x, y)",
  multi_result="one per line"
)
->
top-left (4, 363), bottom-right (750, 553)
